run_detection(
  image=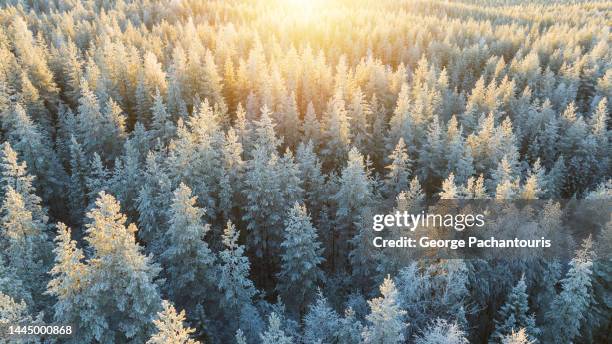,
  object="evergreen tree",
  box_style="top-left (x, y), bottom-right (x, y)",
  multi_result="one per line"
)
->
top-left (2, 103), bottom-right (66, 207)
top-left (302, 102), bottom-right (321, 147)
top-left (48, 193), bottom-right (162, 344)
top-left (150, 88), bottom-right (176, 146)
top-left (501, 329), bottom-right (534, 344)
top-left (334, 147), bottom-right (375, 270)
top-left (546, 237), bottom-right (595, 343)
top-left (0, 186), bottom-right (50, 310)
top-left (337, 307), bottom-right (364, 344)
top-left (384, 137), bottom-right (412, 197)
top-left (67, 136), bottom-right (88, 223)
top-left (218, 221), bottom-right (257, 312)
top-left (415, 319), bottom-right (469, 344)
top-left (260, 312), bottom-right (293, 344)
top-left (321, 90), bottom-right (351, 169)
top-left (161, 183), bottom-right (216, 309)
top-left (362, 276), bottom-right (407, 344)
top-left (303, 291), bottom-right (341, 344)
top-left (147, 300), bottom-right (200, 344)
top-left (0, 142), bottom-right (47, 224)
top-left (491, 276), bottom-right (539, 343)
top-left (277, 203), bottom-right (324, 315)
